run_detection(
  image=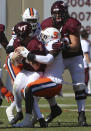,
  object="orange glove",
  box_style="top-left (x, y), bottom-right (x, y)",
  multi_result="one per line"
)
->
top-left (1, 87), bottom-right (14, 103)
